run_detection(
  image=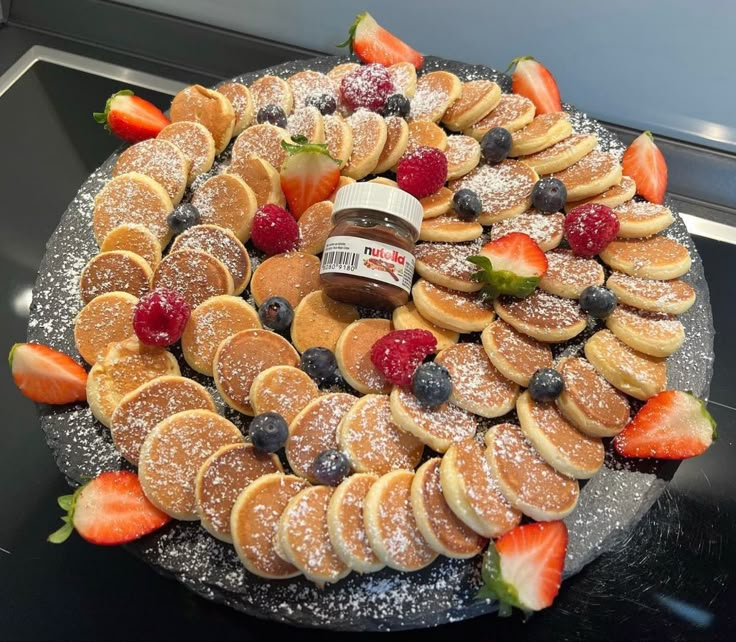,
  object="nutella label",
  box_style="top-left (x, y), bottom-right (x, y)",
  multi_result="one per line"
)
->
top-left (320, 235), bottom-right (415, 293)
